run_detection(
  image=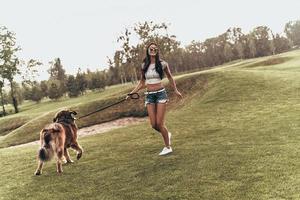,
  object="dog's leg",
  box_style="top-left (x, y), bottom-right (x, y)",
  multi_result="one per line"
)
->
top-left (71, 142), bottom-right (83, 160)
top-left (64, 148), bottom-right (74, 163)
top-left (56, 160), bottom-right (63, 175)
top-left (56, 148), bottom-right (64, 174)
top-left (34, 160), bottom-right (44, 175)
